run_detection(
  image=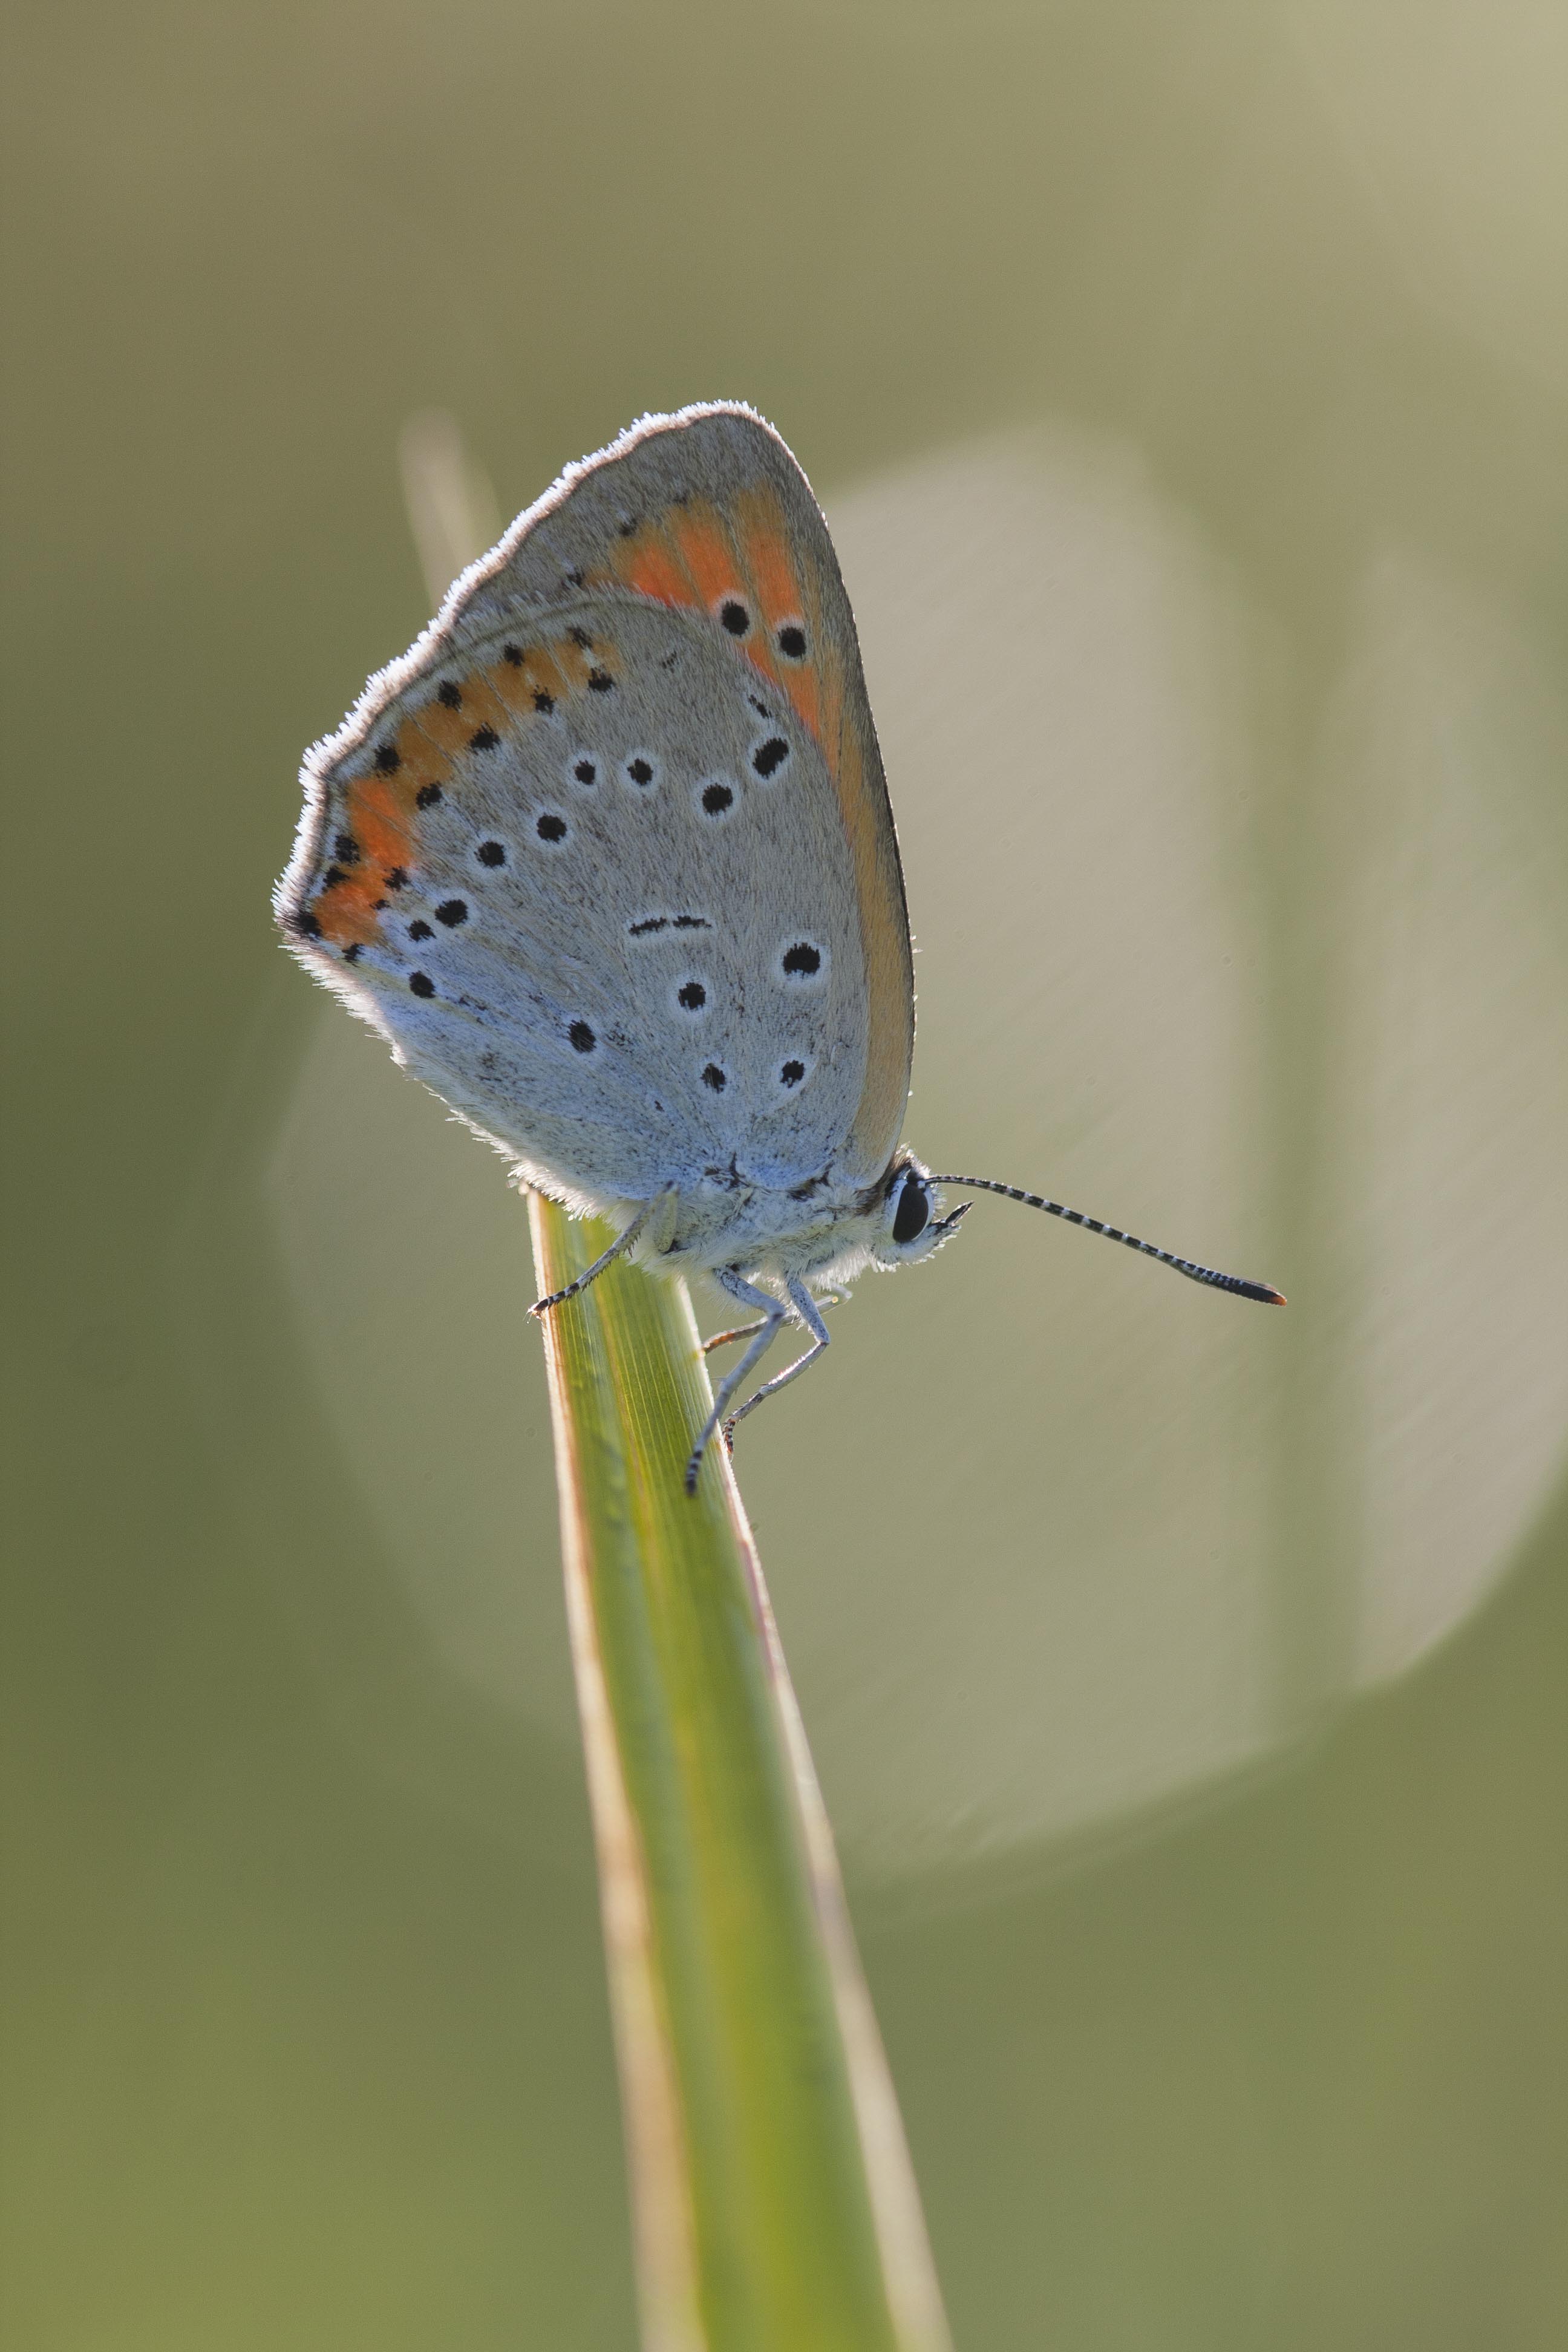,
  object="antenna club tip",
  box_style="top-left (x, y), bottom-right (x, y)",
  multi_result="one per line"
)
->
top-left (1254, 1285), bottom-right (1287, 1306)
